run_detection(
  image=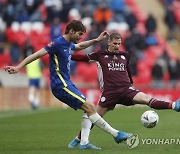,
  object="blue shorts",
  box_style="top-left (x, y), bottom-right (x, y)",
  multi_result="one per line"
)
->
top-left (52, 85), bottom-right (86, 110)
top-left (29, 79), bottom-right (40, 88)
